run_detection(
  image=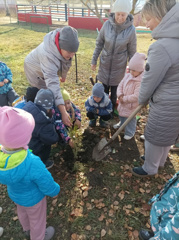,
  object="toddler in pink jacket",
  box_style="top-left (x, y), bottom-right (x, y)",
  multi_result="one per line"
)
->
top-left (113, 52), bottom-right (146, 140)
